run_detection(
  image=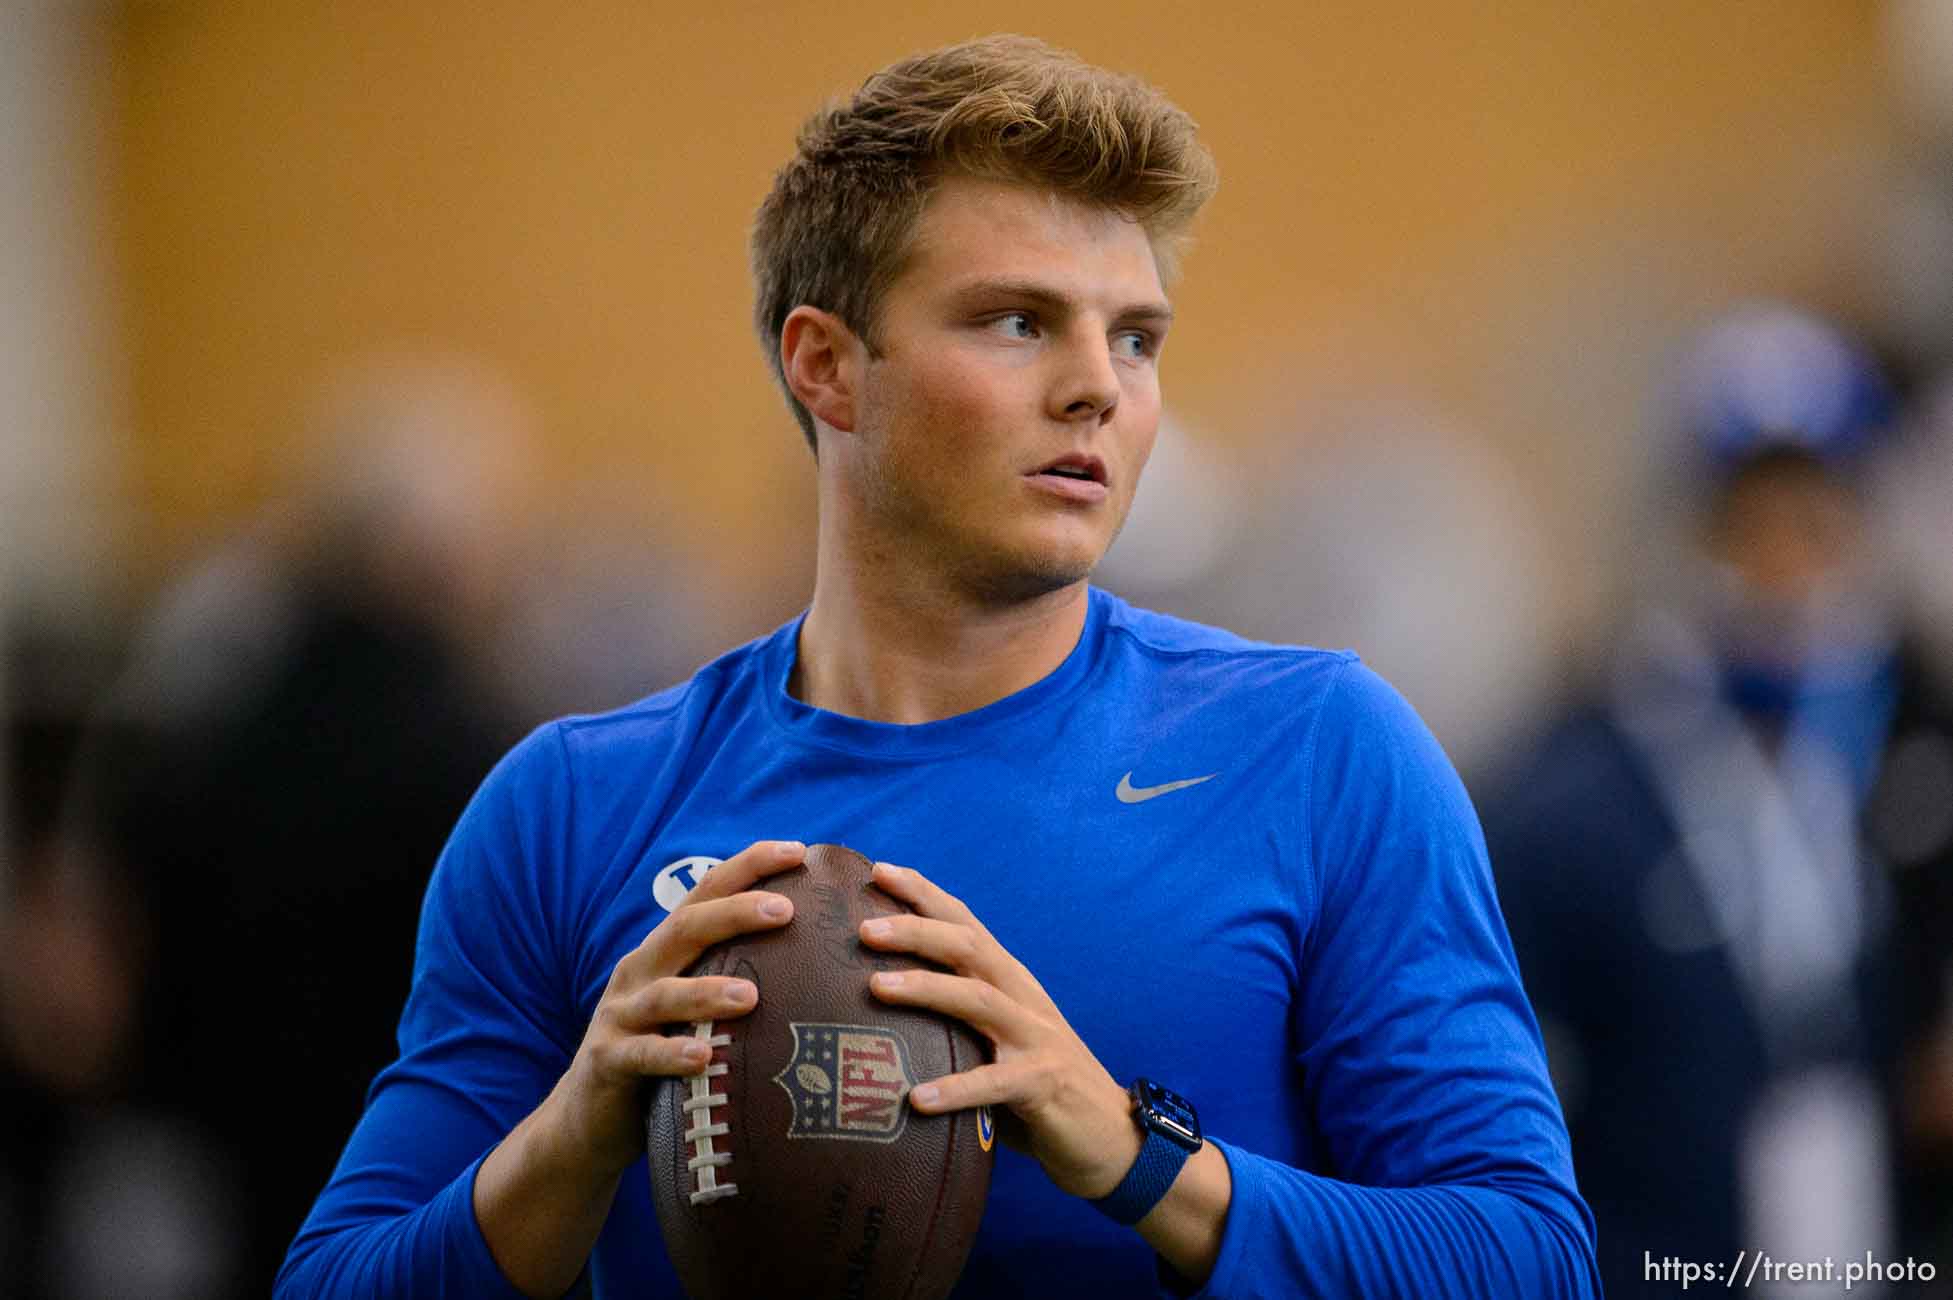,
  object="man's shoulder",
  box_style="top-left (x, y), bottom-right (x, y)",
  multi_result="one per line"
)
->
top-left (1092, 587), bottom-right (1358, 691)
top-left (1101, 585), bottom-right (1359, 671)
